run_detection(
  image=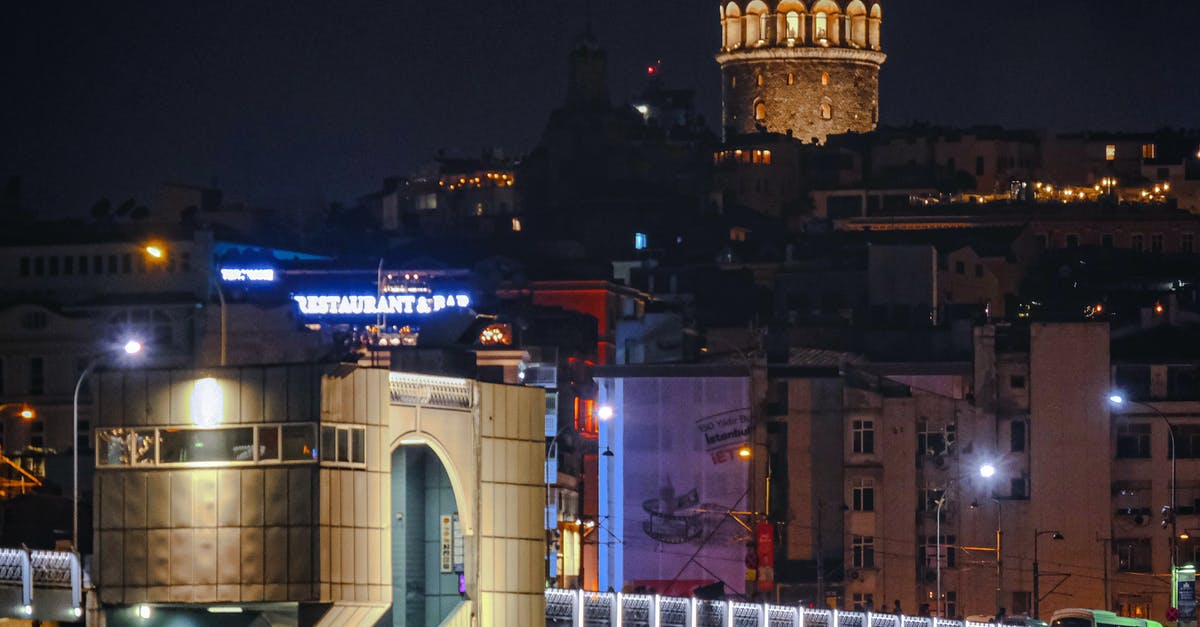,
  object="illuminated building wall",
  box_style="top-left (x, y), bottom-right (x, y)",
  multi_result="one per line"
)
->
top-left (595, 366), bottom-right (752, 595)
top-left (717, 1), bottom-right (885, 143)
top-left (92, 363), bottom-right (546, 626)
